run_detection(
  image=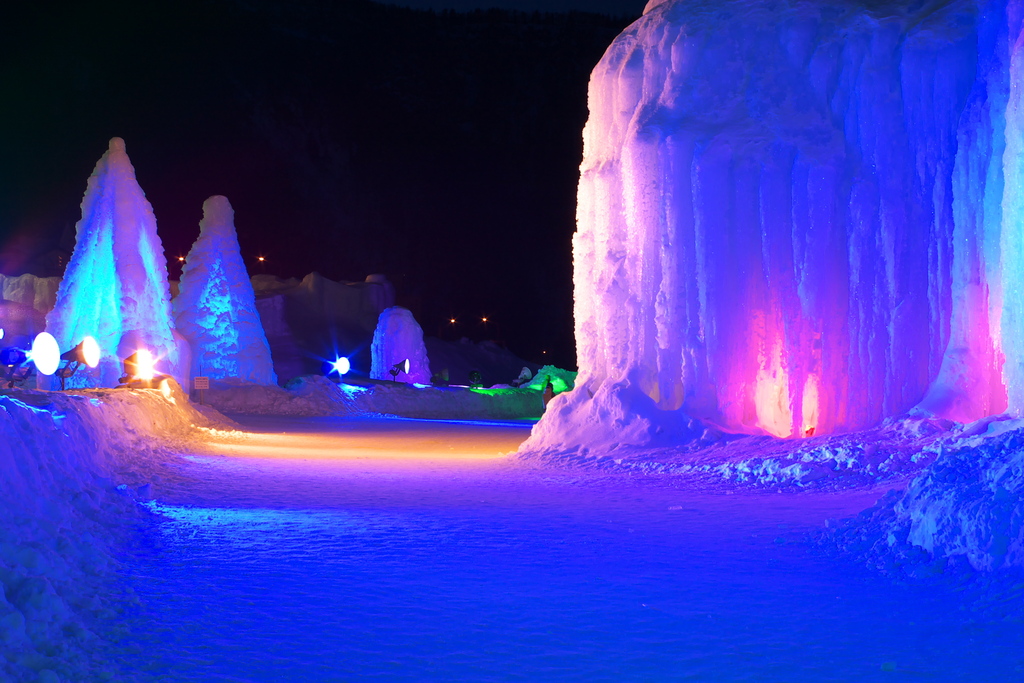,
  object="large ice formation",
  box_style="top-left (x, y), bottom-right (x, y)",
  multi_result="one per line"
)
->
top-left (44, 138), bottom-right (189, 388)
top-left (370, 306), bottom-right (431, 384)
top-left (173, 196), bottom-right (277, 385)
top-left (527, 0), bottom-right (1024, 451)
